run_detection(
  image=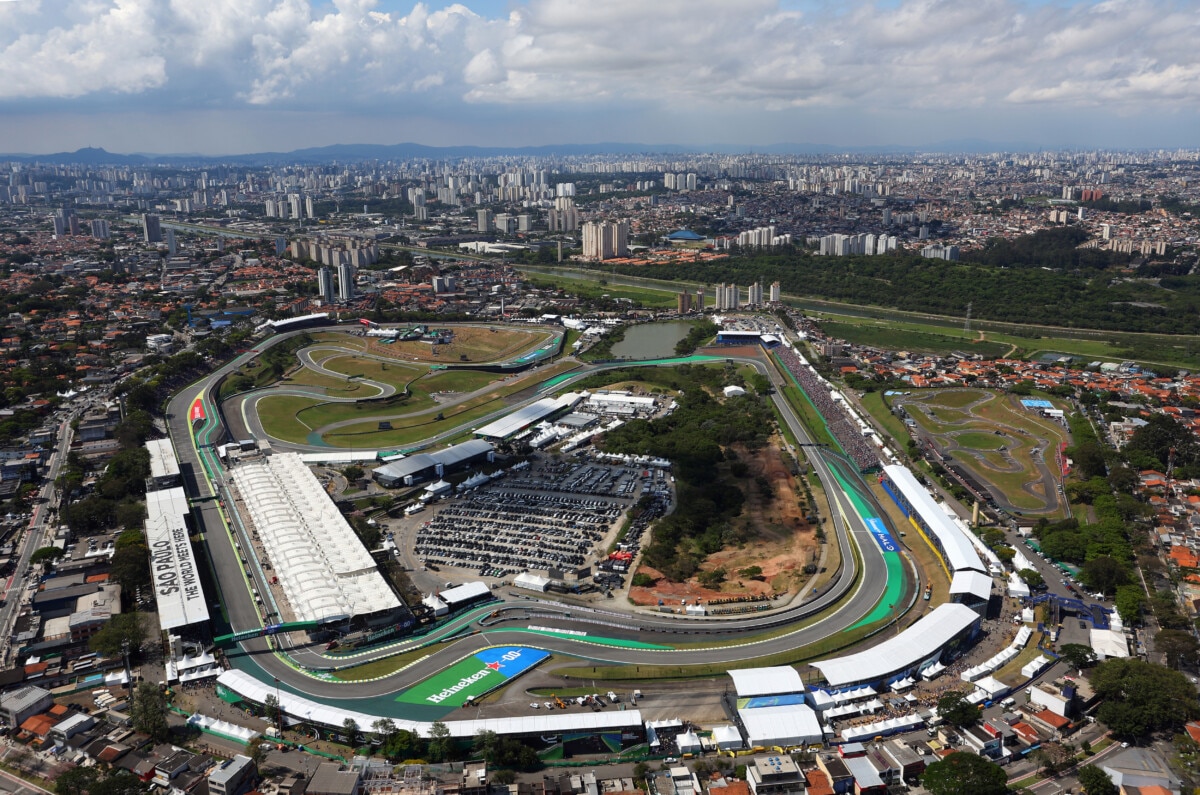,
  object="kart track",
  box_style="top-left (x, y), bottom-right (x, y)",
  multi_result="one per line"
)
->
top-left (164, 323), bottom-right (918, 723)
